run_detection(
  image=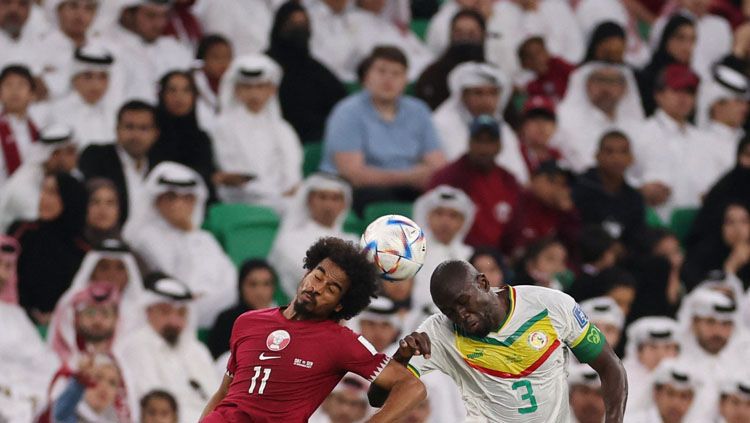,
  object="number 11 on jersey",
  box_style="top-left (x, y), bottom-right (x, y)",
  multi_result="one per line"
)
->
top-left (249, 366), bottom-right (272, 395)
